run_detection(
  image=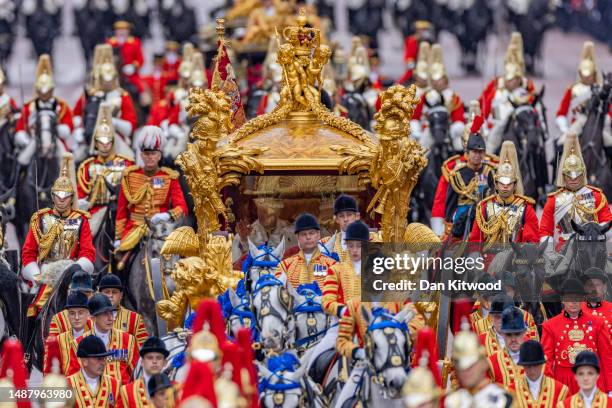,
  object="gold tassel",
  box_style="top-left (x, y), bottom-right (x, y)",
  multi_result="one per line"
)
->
top-left (117, 224), bottom-right (149, 252)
